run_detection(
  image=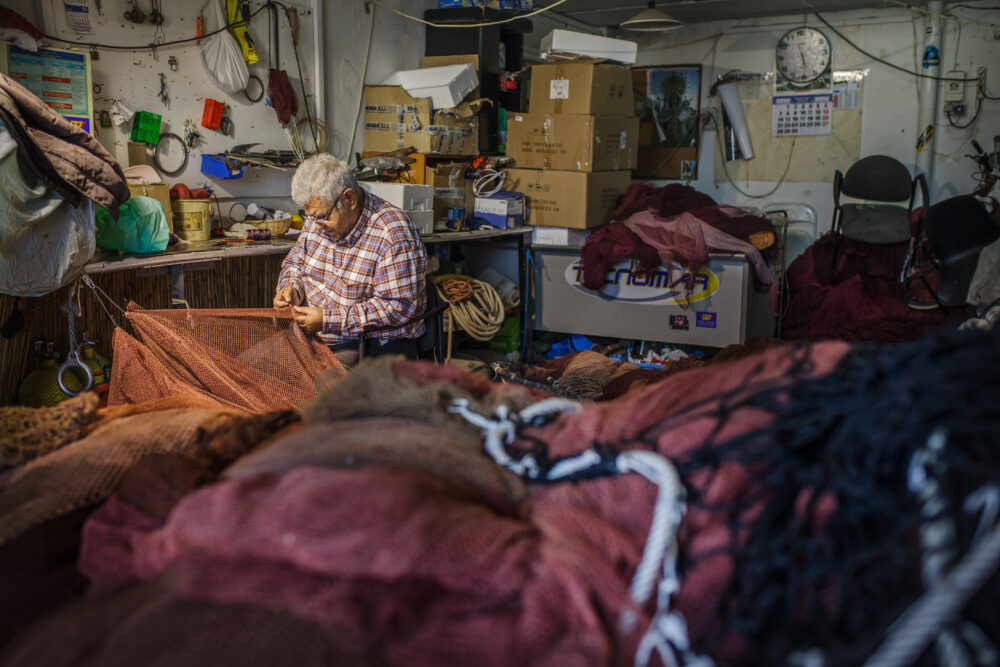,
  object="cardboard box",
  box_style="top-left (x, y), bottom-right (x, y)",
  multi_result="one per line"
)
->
top-left (540, 30), bottom-right (638, 65)
top-left (359, 182), bottom-right (434, 211)
top-left (425, 162), bottom-right (474, 220)
top-left (505, 168), bottom-right (631, 229)
top-left (528, 62), bottom-right (634, 116)
top-left (127, 183), bottom-right (172, 230)
top-left (364, 85), bottom-right (479, 155)
top-left (474, 191), bottom-right (525, 229)
top-left (381, 64), bottom-right (479, 110)
top-left (506, 113), bottom-right (639, 171)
